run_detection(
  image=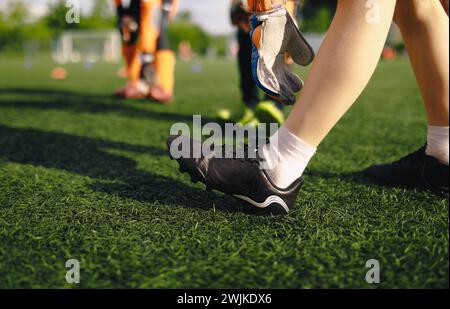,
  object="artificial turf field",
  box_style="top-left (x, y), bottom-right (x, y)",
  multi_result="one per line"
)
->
top-left (0, 56), bottom-right (448, 289)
